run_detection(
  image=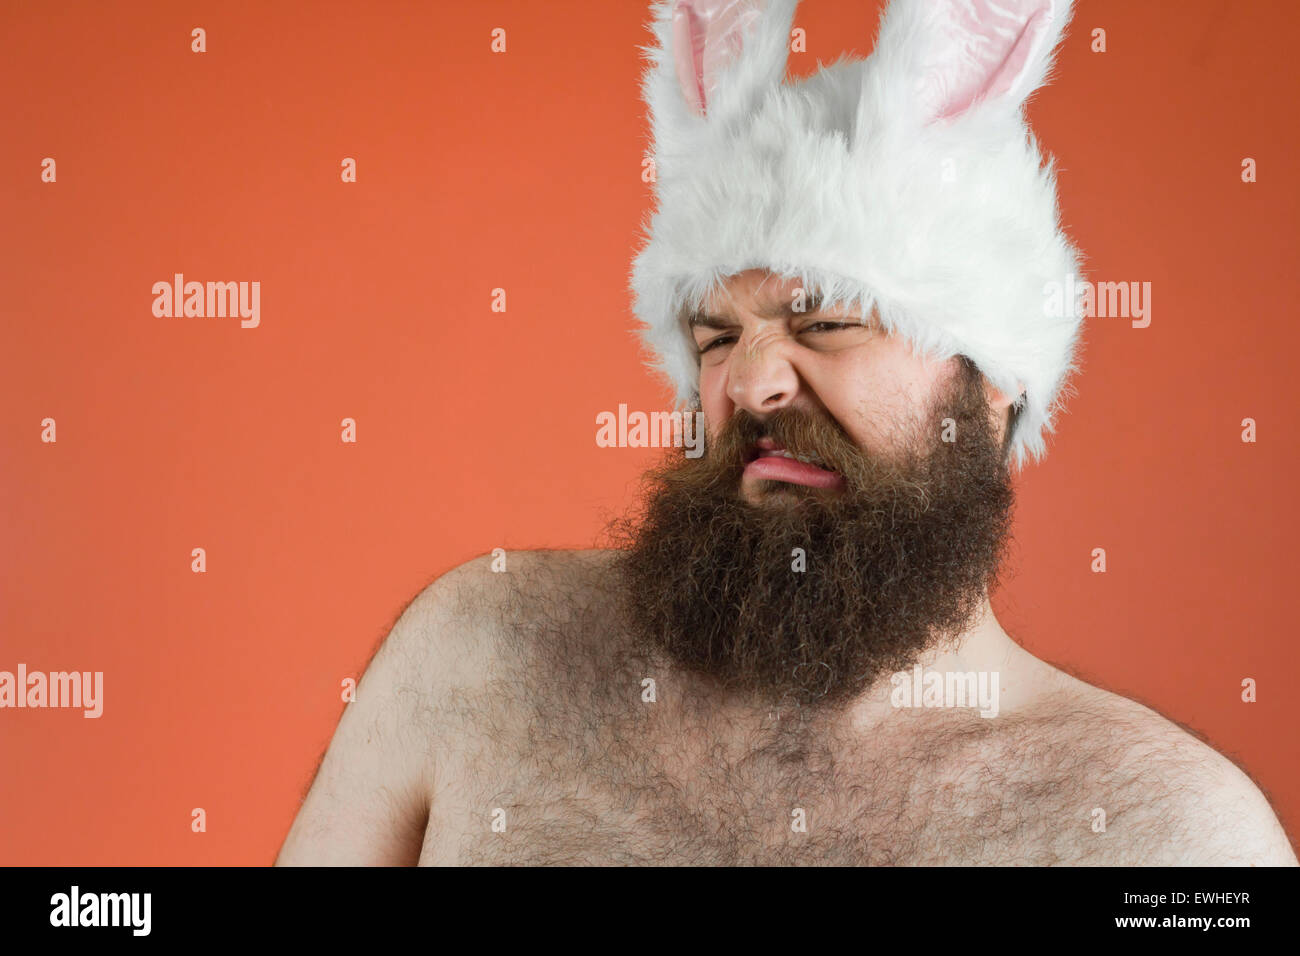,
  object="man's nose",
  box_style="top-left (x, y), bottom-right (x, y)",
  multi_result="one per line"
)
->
top-left (725, 327), bottom-right (799, 415)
